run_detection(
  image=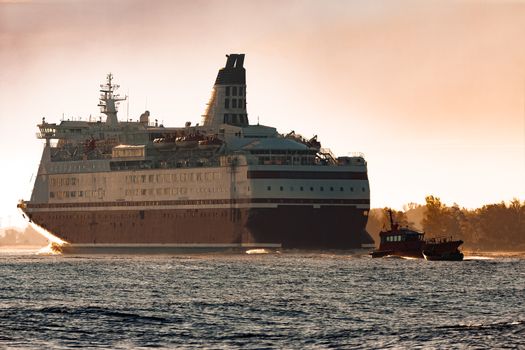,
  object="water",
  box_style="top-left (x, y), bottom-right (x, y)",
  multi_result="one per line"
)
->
top-left (0, 251), bottom-right (524, 349)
